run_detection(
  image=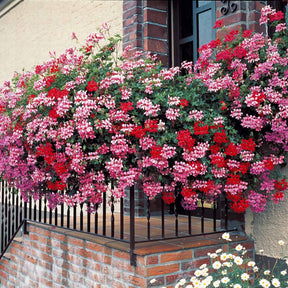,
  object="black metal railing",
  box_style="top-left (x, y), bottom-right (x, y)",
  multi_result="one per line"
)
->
top-left (0, 180), bottom-right (233, 265)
